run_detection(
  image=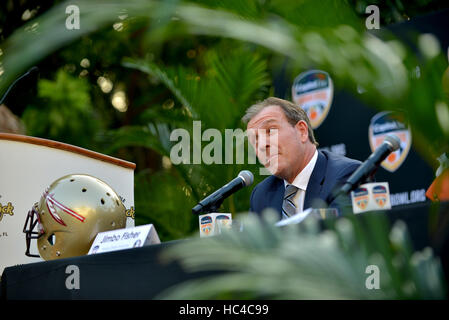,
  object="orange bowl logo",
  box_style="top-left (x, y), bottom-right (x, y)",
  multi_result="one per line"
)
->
top-left (201, 224), bottom-right (212, 235)
top-left (369, 111), bottom-right (411, 172)
top-left (373, 185), bottom-right (388, 207)
top-left (200, 216), bottom-right (213, 235)
top-left (353, 187), bottom-right (369, 210)
top-left (292, 70), bottom-right (334, 129)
